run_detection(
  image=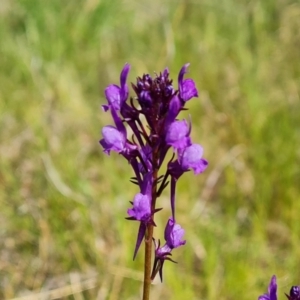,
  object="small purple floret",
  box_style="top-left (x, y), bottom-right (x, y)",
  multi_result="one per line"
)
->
top-left (286, 286), bottom-right (300, 300)
top-left (179, 144), bottom-right (208, 174)
top-left (127, 193), bottom-right (151, 221)
top-left (178, 63), bottom-right (198, 101)
top-left (100, 126), bottom-right (126, 154)
top-left (156, 218), bottom-right (186, 258)
top-left (126, 173), bottom-right (160, 259)
top-left (165, 120), bottom-right (191, 150)
top-left (164, 217), bottom-right (186, 249)
top-left (259, 275), bottom-right (277, 300)
top-left (151, 218), bottom-right (186, 281)
top-left (102, 64), bottom-right (130, 111)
